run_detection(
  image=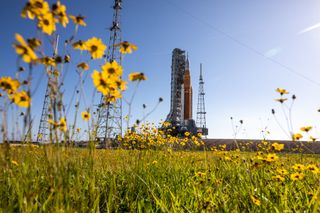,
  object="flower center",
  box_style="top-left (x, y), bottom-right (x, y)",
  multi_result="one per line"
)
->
top-left (20, 96), bottom-right (27, 102)
top-left (122, 42), bottom-right (129, 50)
top-left (91, 45), bottom-right (98, 52)
top-left (35, 2), bottom-right (43, 8)
top-left (99, 79), bottom-right (107, 87)
top-left (108, 68), bottom-right (115, 74)
top-left (5, 83), bottom-right (12, 90)
top-left (20, 46), bottom-right (29, 55)
top-left (44, 19), bottom-right (50, 26)
top-left (76, 17), bottom-right (83, 22)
